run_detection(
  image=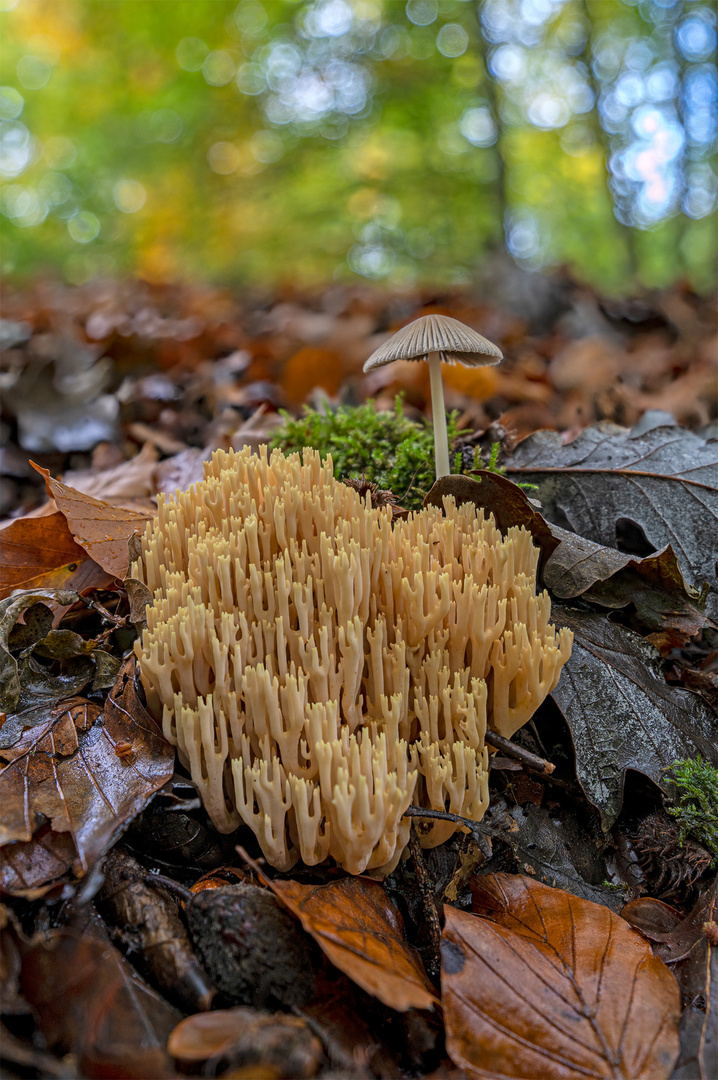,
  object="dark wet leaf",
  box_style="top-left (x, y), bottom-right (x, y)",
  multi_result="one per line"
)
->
top-left (550, 606), bottom-right (718, 827)
top-left (0, 659), bottom-right (174, 896)
top-left (480, 797), bottom-right (622, 910)
top-left (505, 421), bottom-right (718, 617)
top-left (545, 526), bottom-right (711, 643)
top-left (0, 589), bottom-right (80, 713)
top-left (18, 905), bottom-right (180, 1079)
top-left (443, 873), bottom-right (680, 1080)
